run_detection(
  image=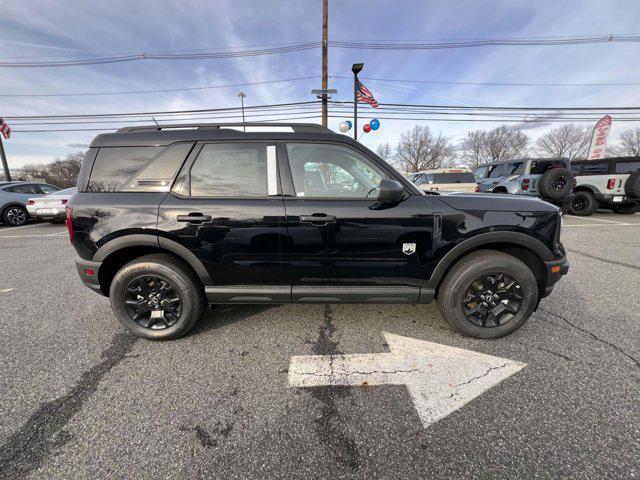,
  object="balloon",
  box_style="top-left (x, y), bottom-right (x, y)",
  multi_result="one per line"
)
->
top-left (345, 120), bottom-right (352, 129)
top-left (369, 118), bottom-right (380, 130)
top-left (338, 121), bottom-right (350, 133)
top-left (363, 123), bottom-right (371, 133)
